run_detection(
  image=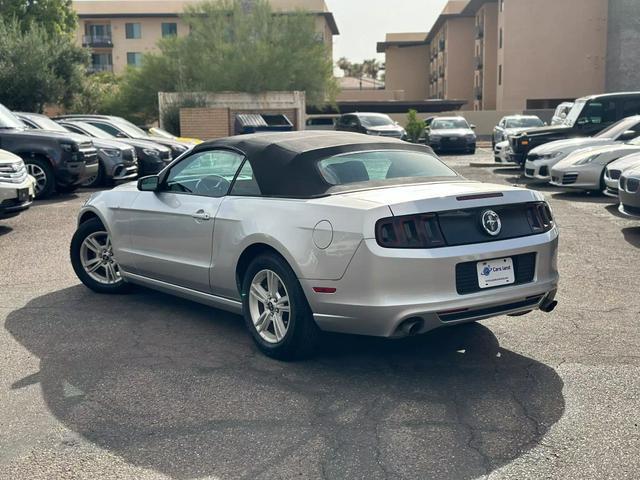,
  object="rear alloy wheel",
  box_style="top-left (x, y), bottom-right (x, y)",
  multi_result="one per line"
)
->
top-left (242, 253), bottom-right (319, 360)
top-left (25, 157), bottom-right (55, 199)
top-left (81, 164), bottom-right (104, 188)
top-left (70, 218), bottom-right (129, 294)
top-left (249, 270), bottom-right (291, 344)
